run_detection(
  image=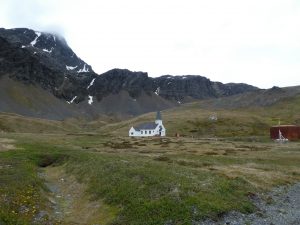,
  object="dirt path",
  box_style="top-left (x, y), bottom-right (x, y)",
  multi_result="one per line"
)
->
top-left (40, 166), bottom-right (116, 225)
top-left (200, 182), bottom-right (300, 225)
